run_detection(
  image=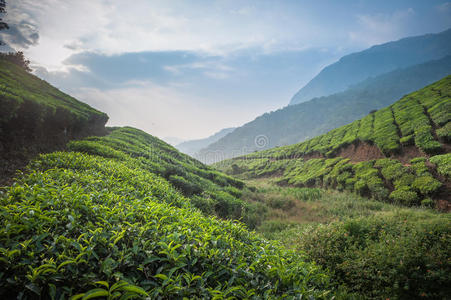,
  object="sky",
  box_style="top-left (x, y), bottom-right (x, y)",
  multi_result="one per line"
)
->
top-left (1, 0), bottom-right (451, 141)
